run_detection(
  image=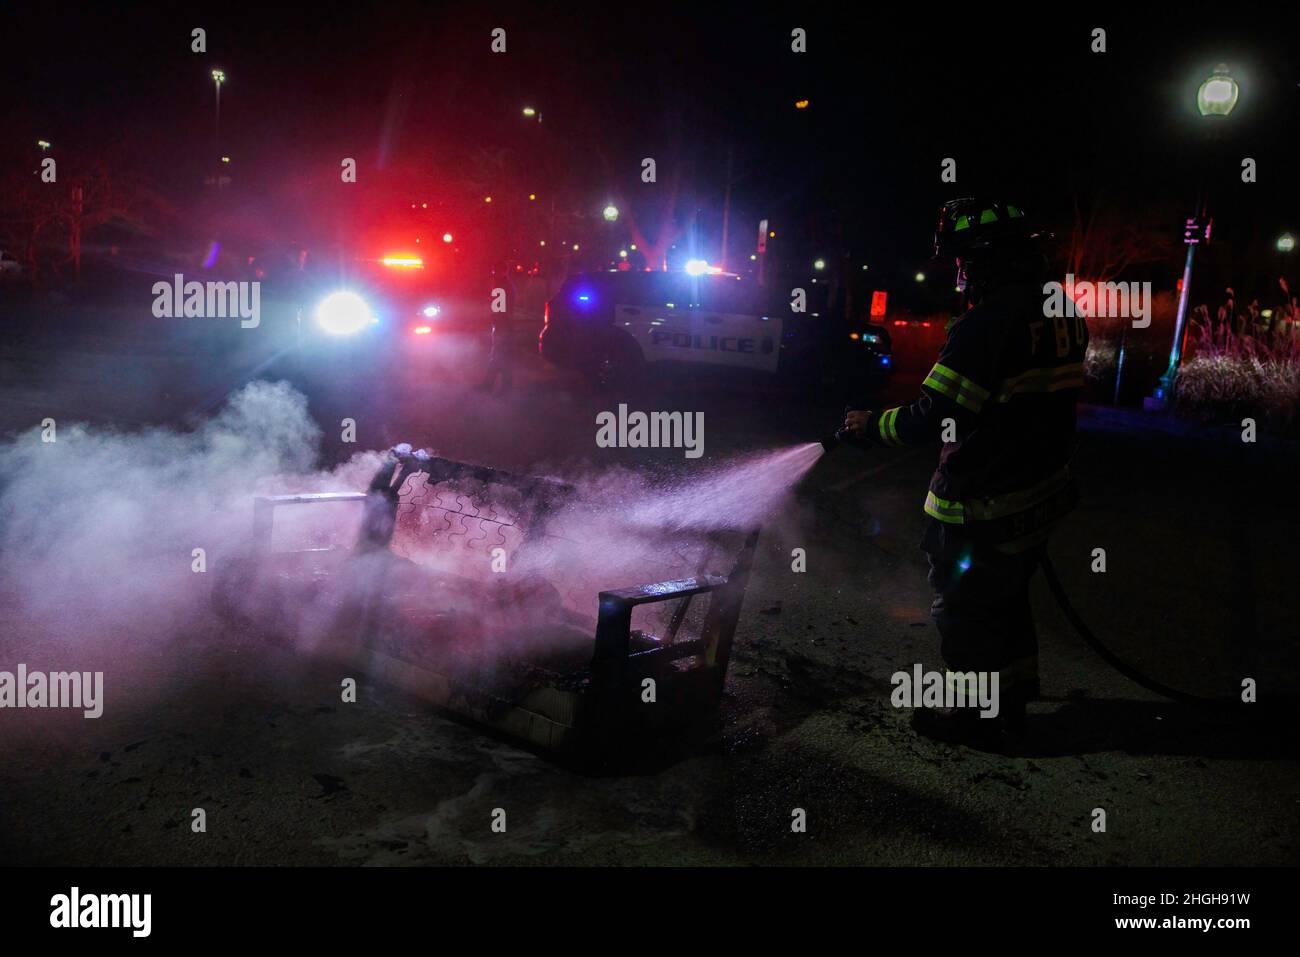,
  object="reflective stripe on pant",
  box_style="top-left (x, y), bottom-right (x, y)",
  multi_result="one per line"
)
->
top-left (922, 519), bottom-right (1042, 696)
top-left (945, 655), bottom-right (1040, 706)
